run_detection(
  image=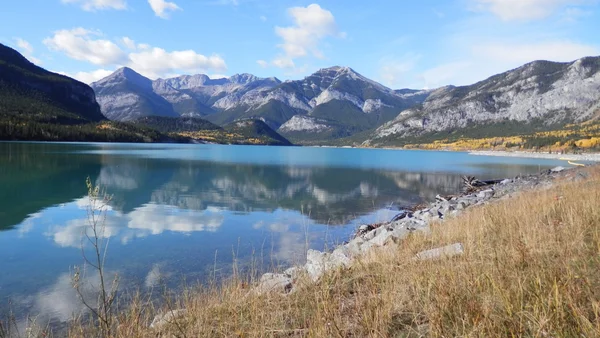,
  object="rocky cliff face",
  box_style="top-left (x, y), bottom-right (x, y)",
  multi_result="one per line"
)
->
top-left (0, 43), bottom-right (105, 122)
top-left (368, 56), bottom-right (600, 144)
